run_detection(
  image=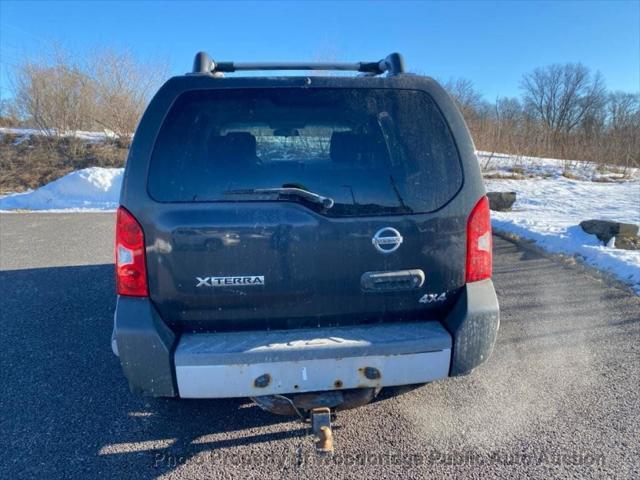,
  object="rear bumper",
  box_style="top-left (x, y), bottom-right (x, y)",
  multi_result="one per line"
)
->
top-left (176, 322), bottom-right (451, 398)
top-left (113, 279), bottom-right (499, 398)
